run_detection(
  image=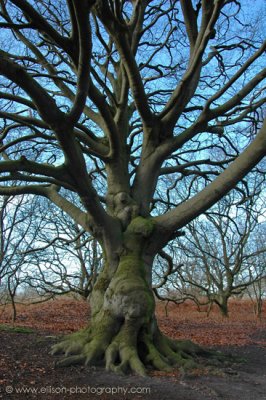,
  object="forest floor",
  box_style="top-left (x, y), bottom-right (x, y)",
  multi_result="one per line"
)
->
top-left (0, 298), bottom-right (265, 400)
